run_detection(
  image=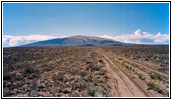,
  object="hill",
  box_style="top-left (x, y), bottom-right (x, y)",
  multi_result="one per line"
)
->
top-left (21, 36), bottom-right (122, 47)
